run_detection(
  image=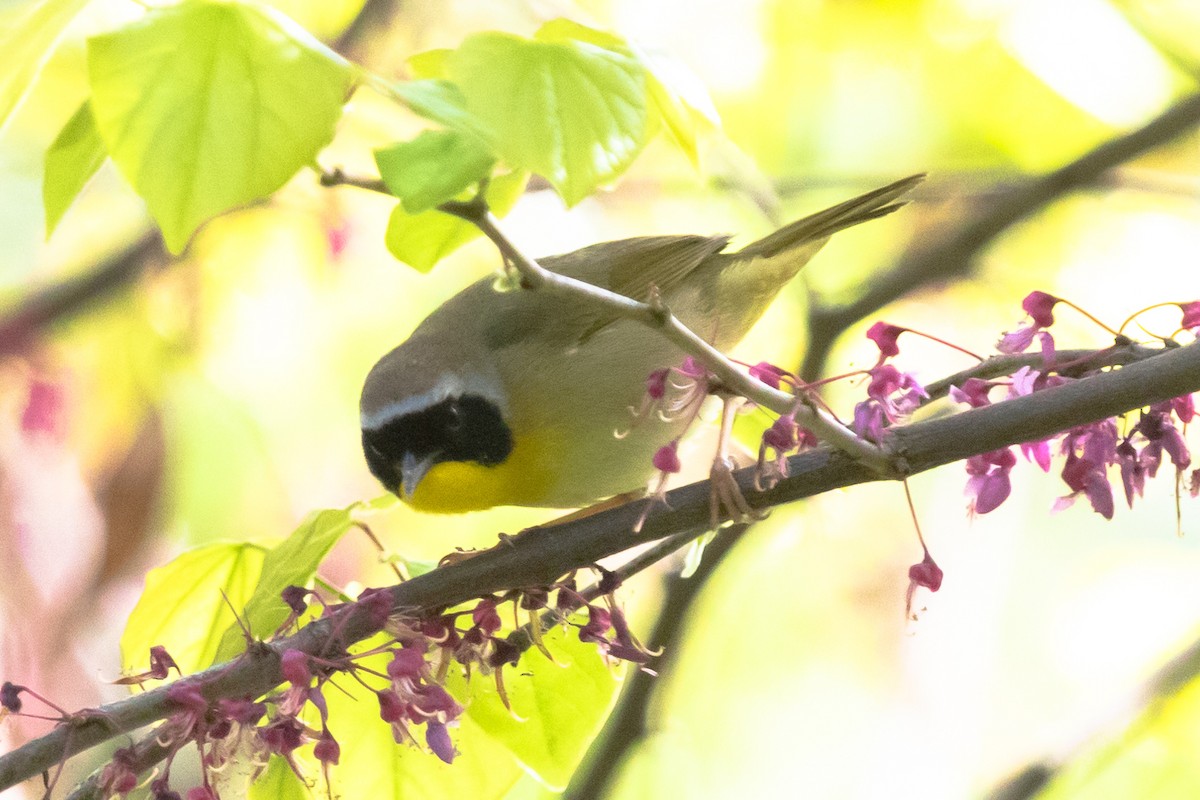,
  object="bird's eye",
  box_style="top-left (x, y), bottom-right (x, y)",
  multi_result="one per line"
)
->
top-left (446, 405), bottom-right (463, 431)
